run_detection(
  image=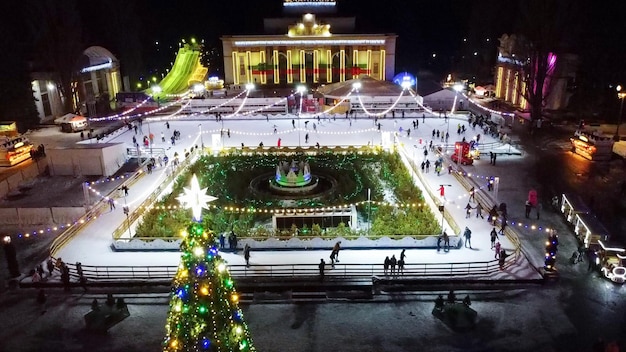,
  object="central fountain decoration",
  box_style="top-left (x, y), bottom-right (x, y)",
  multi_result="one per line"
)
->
top-left (249, 158), bottom-right (338, 202)
top-left (270, 160), bottom-right (319, 194)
